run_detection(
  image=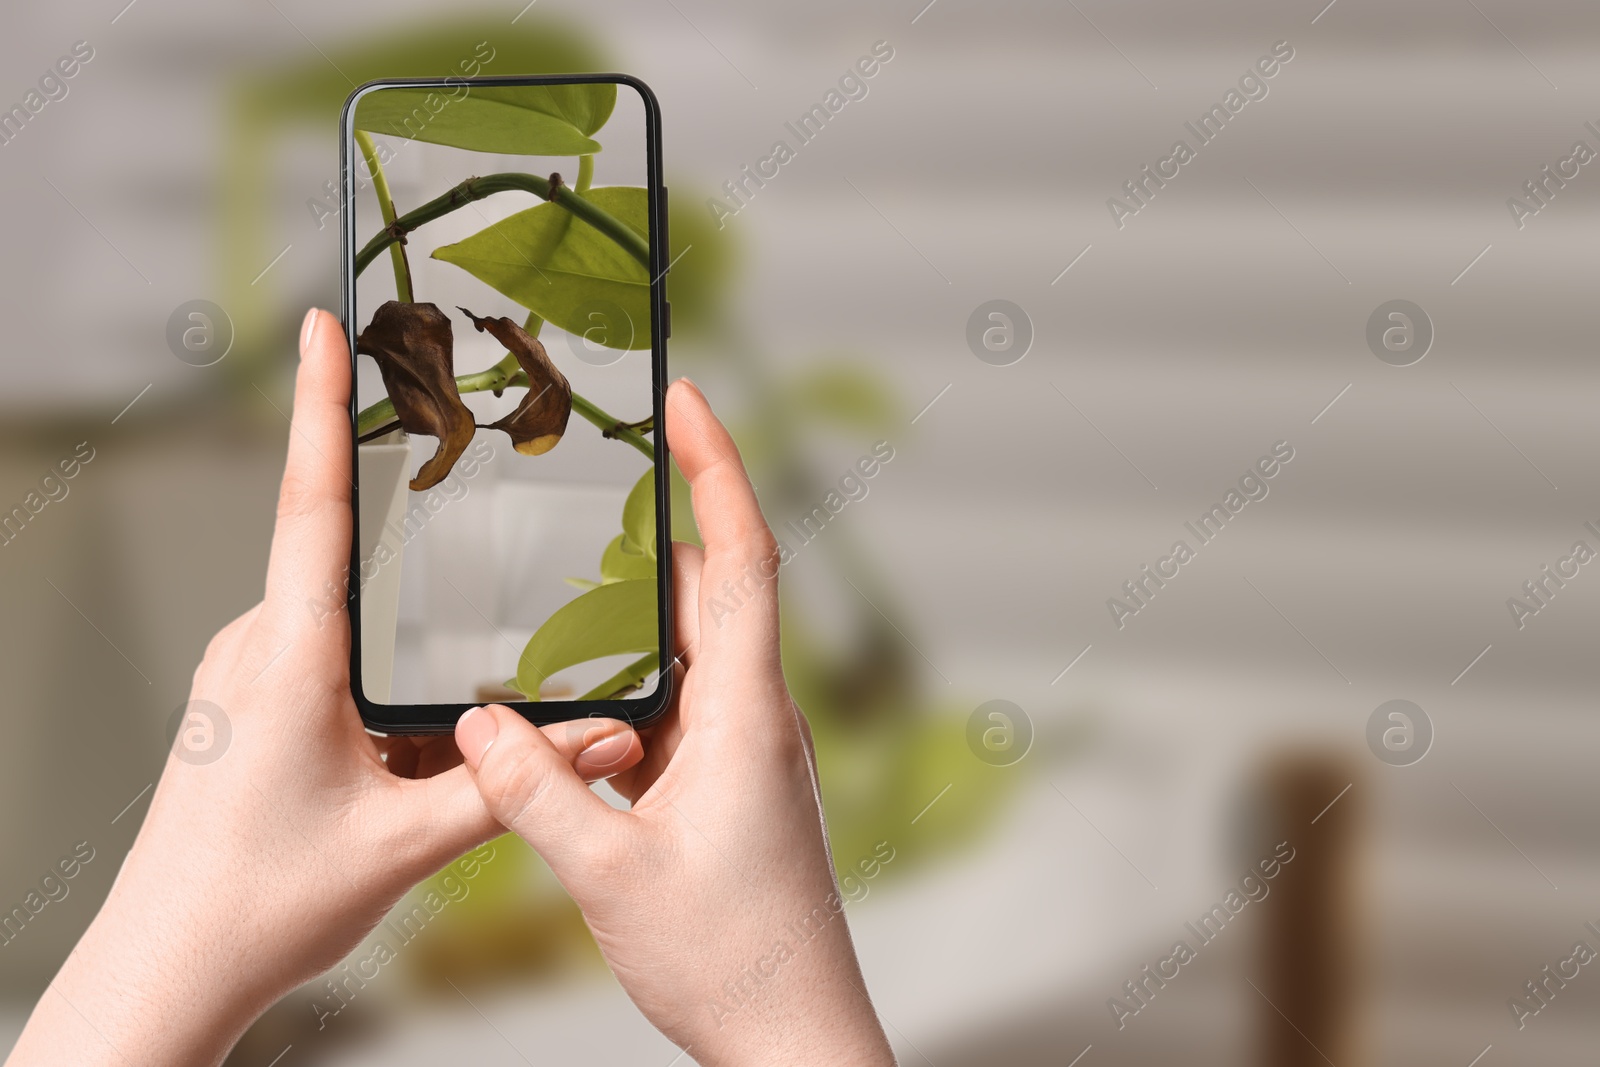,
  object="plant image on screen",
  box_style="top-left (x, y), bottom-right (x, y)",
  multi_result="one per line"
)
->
top-left (348, 80), bottom-right (660, 706)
